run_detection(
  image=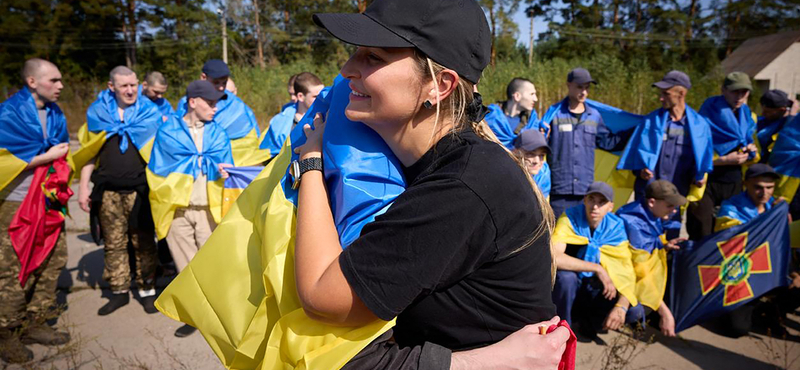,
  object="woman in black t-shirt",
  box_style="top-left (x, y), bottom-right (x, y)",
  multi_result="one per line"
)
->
top-left (292, 0), bottom-right (570, 368)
